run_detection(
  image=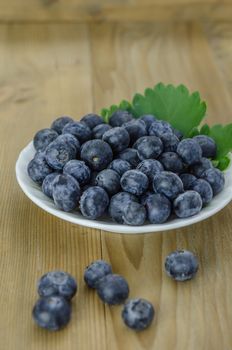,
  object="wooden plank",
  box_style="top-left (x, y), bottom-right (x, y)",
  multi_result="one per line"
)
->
top-left (0, 24), bottom-right (107, 350)
top-left (90, 22), bottom-right (232, 350)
